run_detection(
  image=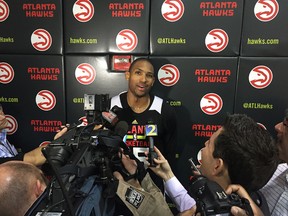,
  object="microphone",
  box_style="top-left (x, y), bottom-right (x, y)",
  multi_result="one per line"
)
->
top-left (101, 105), bottom-right (120, 127)
top-left (145, 124), bottom-right (158, 167)
top-left (113, 120), bottom-right (130, 152)
top-left (114, 121), bottom-right (128, 140)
